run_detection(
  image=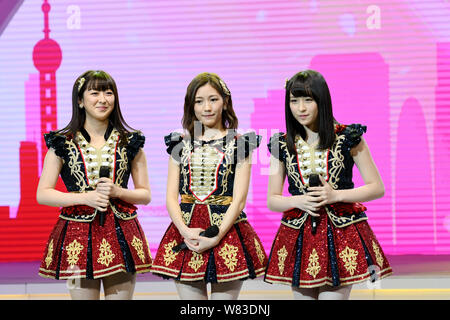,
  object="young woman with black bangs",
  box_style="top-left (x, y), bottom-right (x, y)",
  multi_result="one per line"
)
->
top-left (264, 70), bottom-right (392, 300)
top-left (37, 70), bottom-right (152, 300)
